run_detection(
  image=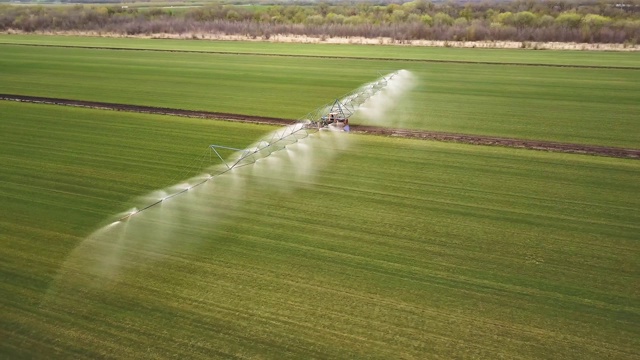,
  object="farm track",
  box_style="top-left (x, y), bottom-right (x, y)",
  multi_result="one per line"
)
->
top-left (3, 93), bottom-right (639, 159)
top-left (2, 42), bottom-right (640, 70)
